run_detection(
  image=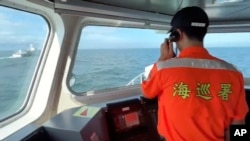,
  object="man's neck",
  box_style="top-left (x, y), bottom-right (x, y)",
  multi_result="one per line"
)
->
top-left (181, 41), bottom-right (204, 51)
